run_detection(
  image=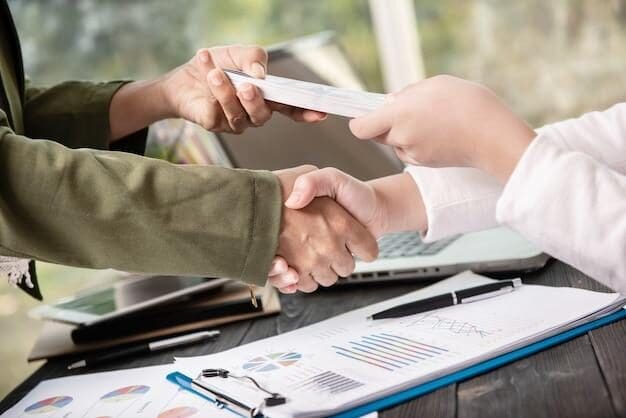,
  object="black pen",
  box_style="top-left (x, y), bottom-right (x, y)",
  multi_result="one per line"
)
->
top-left (368, 278), bottom-right (523, 320)
top-left (67, 330), bottom-right (220, 370)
